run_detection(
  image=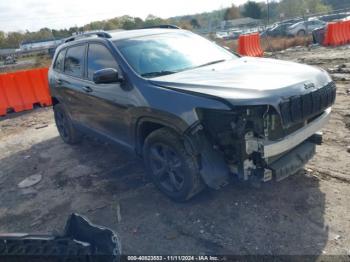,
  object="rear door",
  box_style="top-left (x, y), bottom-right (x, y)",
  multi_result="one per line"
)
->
top-left (60, 44), bottom-right (87, 122)
top-left (50, 47), bottom-right (66, 98)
